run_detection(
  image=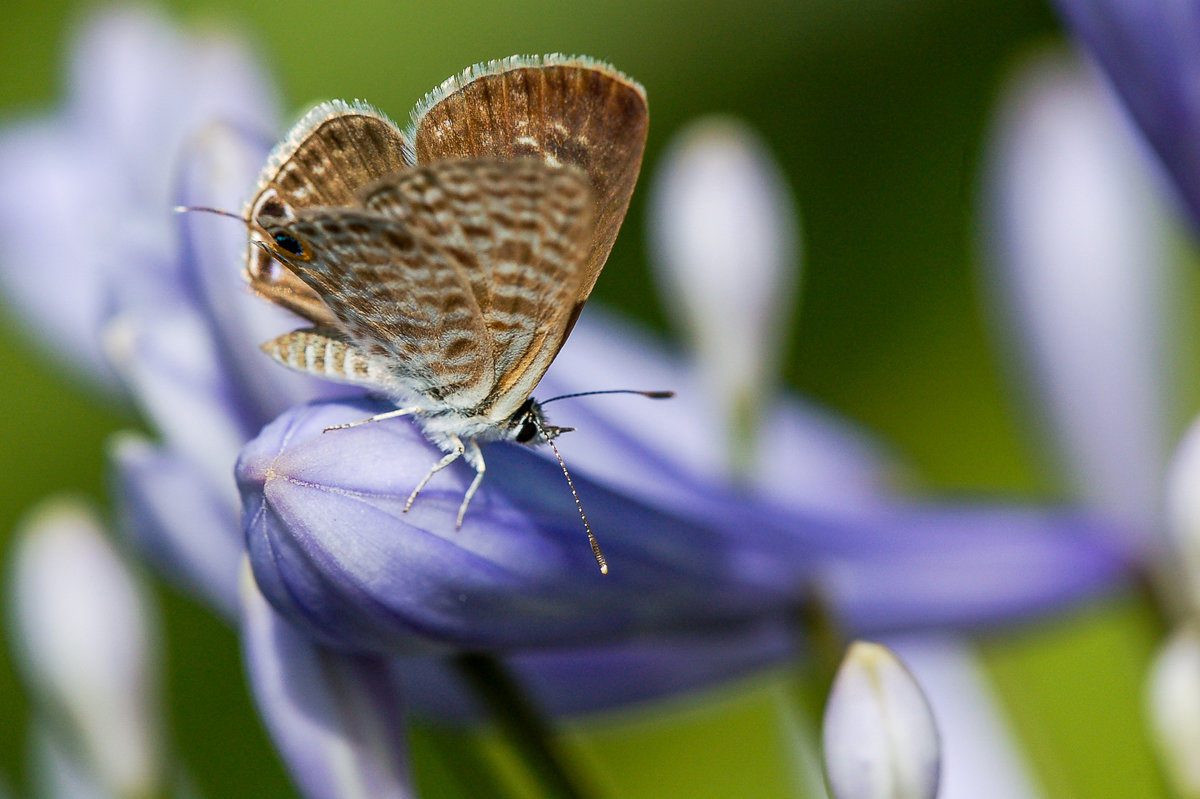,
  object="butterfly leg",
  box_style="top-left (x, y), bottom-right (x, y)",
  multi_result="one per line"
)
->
top-left (404, 435), bottom-right (465, 514)
top-left (456, 439), bottom-right (486, 529)
top-left (324, 406), bottom-right (422, 433)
